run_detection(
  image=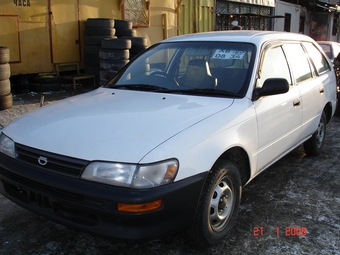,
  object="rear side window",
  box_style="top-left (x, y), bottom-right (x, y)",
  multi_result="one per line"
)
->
top-left (332, 43), bottom-right (340, 59)
top-left (283, 43), bottom-right (313, 84)
top-left (319, 44), bottom-right (332, 59)
top-left (303, 42), bottom-right (331, 75)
